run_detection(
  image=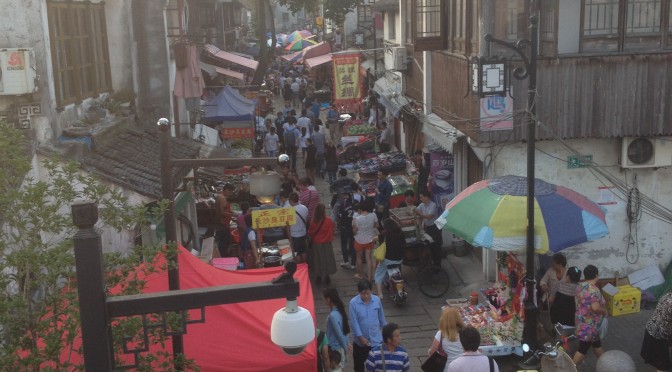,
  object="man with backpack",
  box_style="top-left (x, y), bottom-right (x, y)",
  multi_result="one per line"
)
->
top-left (283, 118), bottom-right (300, 169)
top-left (337, 191), bottom-right (356, 270)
